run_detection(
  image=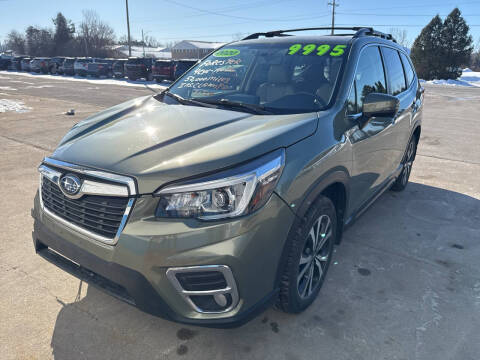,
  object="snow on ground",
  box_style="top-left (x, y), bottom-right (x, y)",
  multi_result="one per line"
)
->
top-left (0, 99), bottom-right (31, 113)
top-left (421, 69), bottom-right (480, 87)
top-left (0, 70), bottom-right (167, 89)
